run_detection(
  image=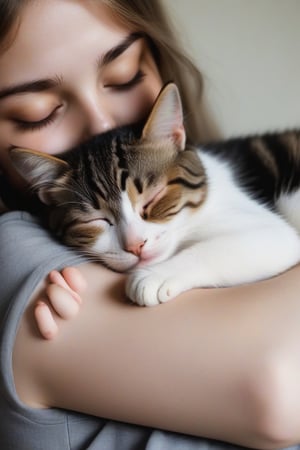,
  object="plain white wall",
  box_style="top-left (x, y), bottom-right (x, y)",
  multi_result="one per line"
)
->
top-left (165, 0), bottom-right (300, 138)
